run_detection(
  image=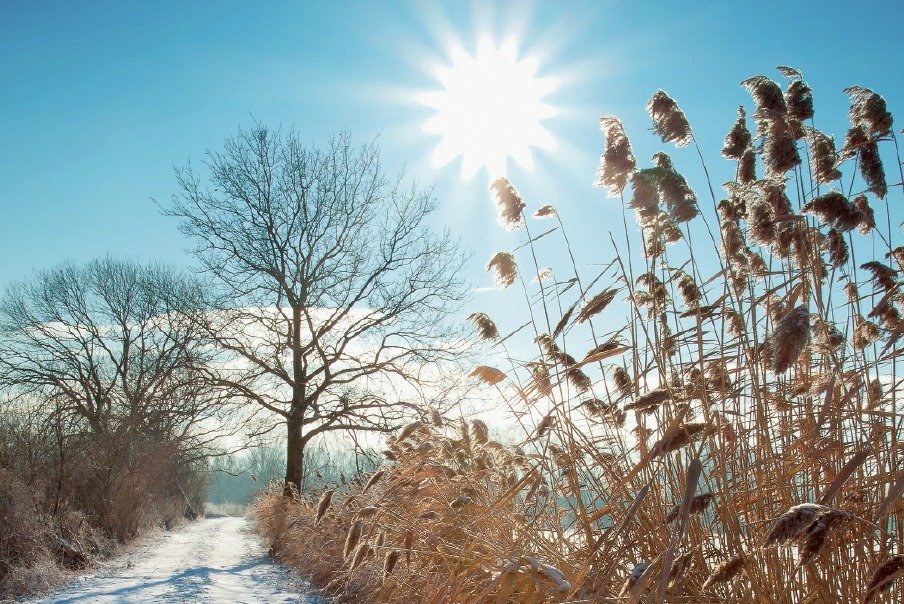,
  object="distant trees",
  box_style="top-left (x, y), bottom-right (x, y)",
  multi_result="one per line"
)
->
top-left (166, 128), bottom-right (468, 494)
top-left (0, 257), bottom-right (225, 543)
top-left (0, 257), bottom-right (225, 450)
